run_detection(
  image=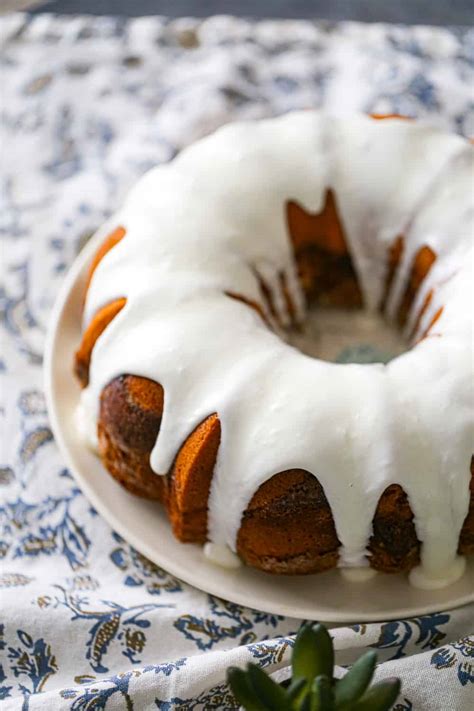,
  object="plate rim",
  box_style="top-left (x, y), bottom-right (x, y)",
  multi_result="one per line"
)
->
top-left (44, 233), bottom-right (474, 623)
